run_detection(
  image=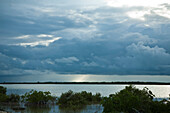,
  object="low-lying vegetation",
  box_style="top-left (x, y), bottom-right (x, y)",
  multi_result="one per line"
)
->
top-left (21, 90), bottom-right (56, 105)
top-left (1, 85), bottom-right (170, 113)
top-left (58, 90), bottom-right (102, 109)
top-left (0, 86), bottom-right (20, 103)
top-left (101, 85), bottom-right (170, 113)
